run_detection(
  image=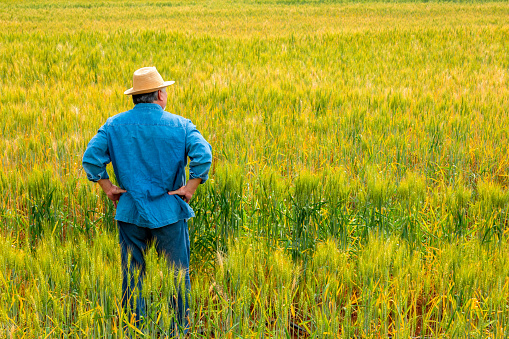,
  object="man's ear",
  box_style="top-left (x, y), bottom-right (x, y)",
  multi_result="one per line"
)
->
top-left (158, 90), bottom-right (164, 101)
